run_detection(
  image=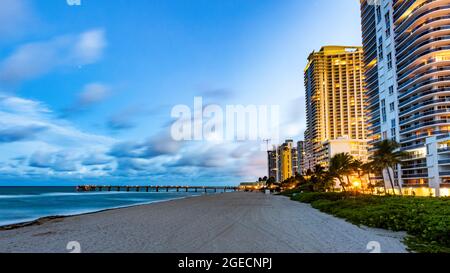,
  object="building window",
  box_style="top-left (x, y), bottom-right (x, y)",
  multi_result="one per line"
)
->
top-left (390, 102), bottom-right (395, 112)
top-left (385, 11), bottom-right (391, 38)
top-left (378, 37), bottom-right (384, 60)
top-left (376, 6), bottom-right (382, 23)
top-left (387, 53), bottom-right (393, 70)
top-left (389, 85), bottom-right (394, 95)
top-left (391, 119), bottom-right (396, 128)
top-left (381, 99), bottom-right (387, 123)
top-left (382, 131), bottom-right (388, 140)
top-left (391, 128), bottom-right (396, 138)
